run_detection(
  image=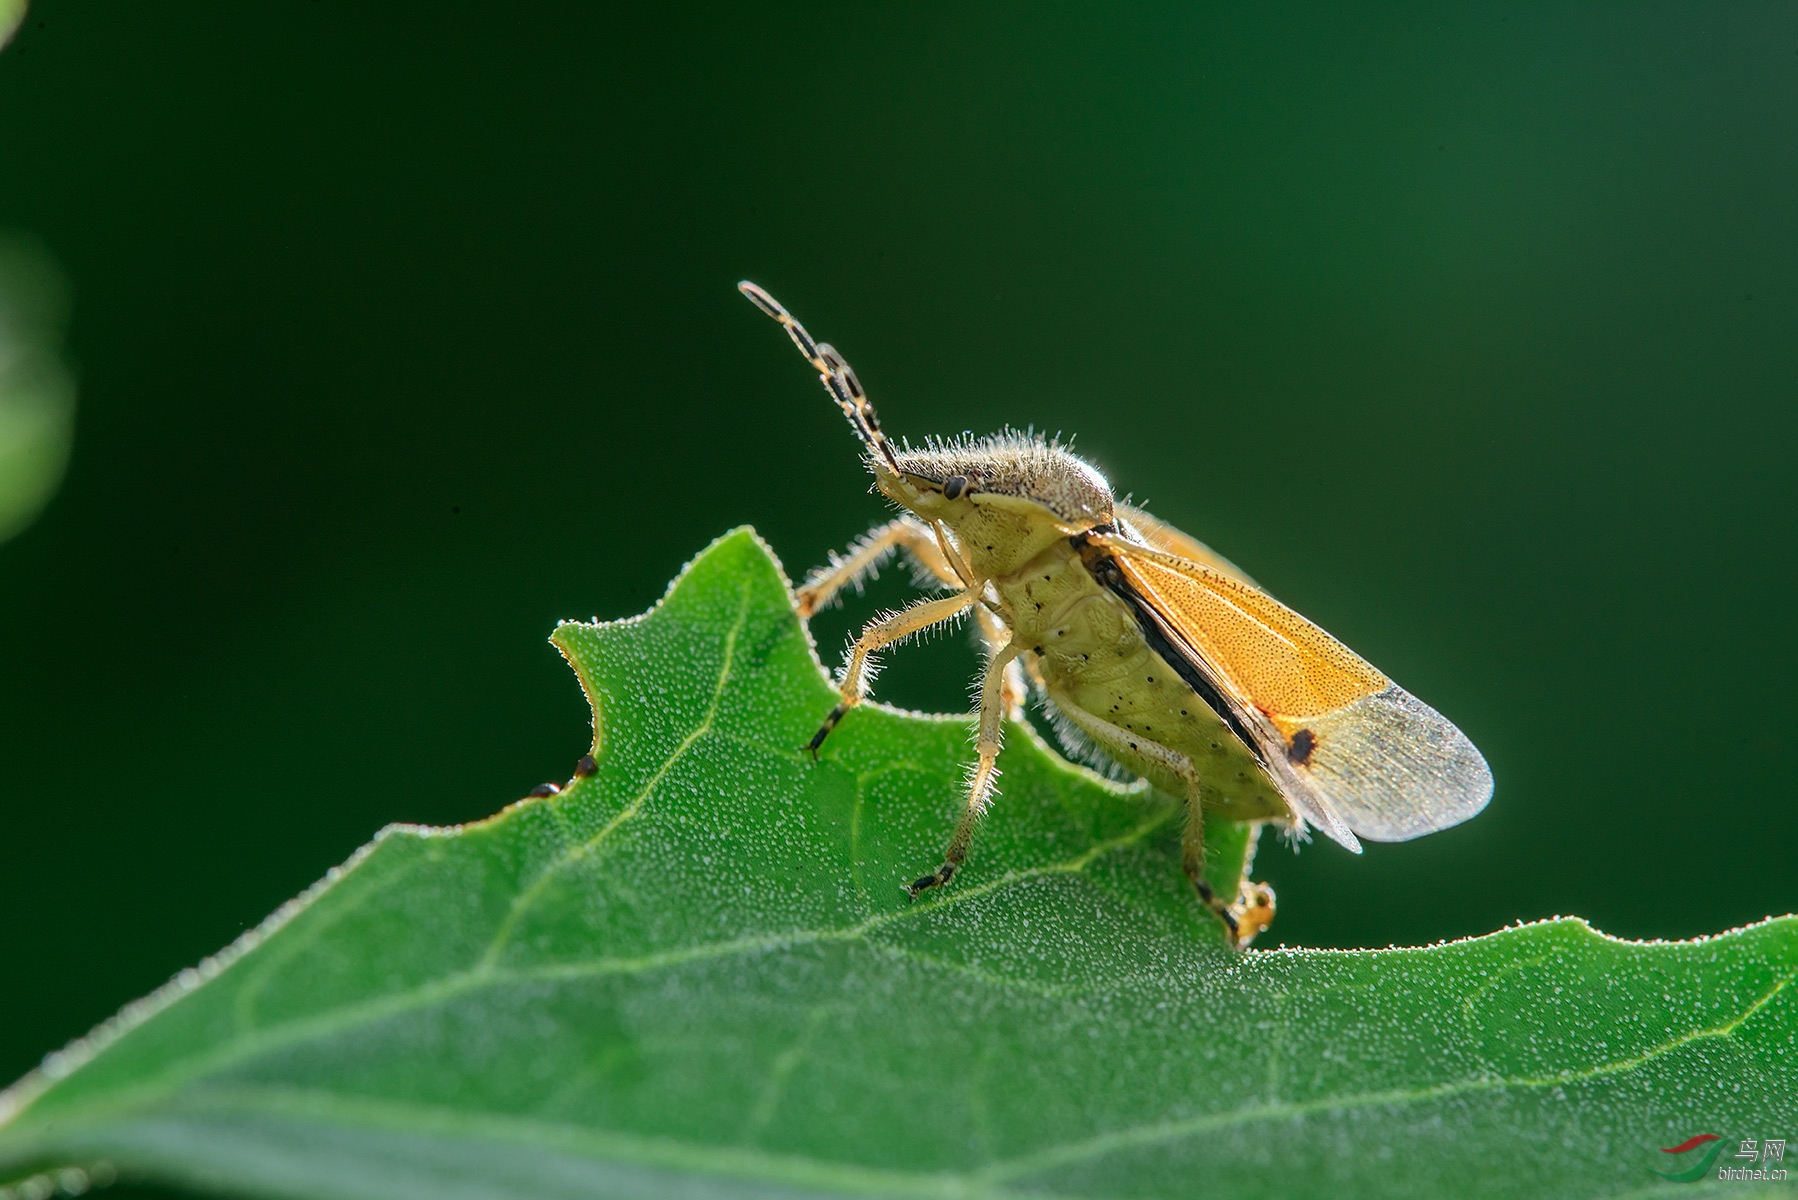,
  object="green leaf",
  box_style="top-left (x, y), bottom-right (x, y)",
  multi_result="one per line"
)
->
top-left (0, 235), bottom-right (77, 545)
top-left (2, 529), bottom-right (1793, 1200)
top-left (0, 1), bottom-right (22, 52)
